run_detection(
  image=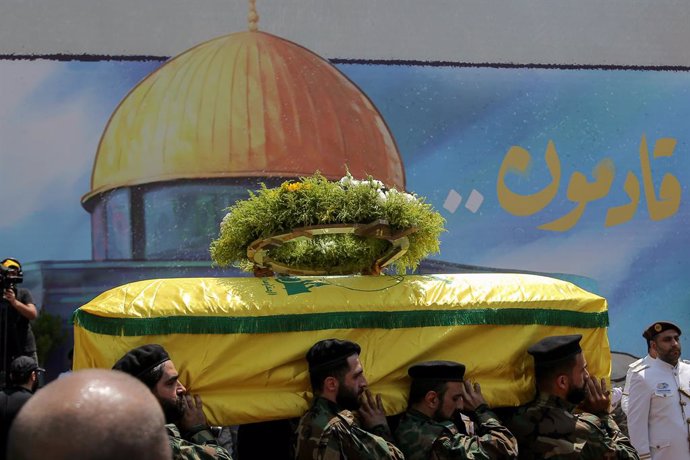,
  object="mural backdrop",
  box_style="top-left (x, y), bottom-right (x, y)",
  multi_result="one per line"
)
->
top-left (1, 56), bottom-right (688, 357)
